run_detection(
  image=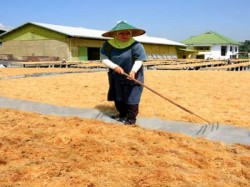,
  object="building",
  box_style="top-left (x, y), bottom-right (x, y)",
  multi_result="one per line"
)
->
top-left (0, 28), bottom-right (6, 47)
top-left (0, 29), bottom-right (6, 35)
top-left (0, 22), bottom-right (185, 61)
top-left (181, 31), bottom-right (241, 60)
top-left (0, 24), bottom-right (10, 47)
